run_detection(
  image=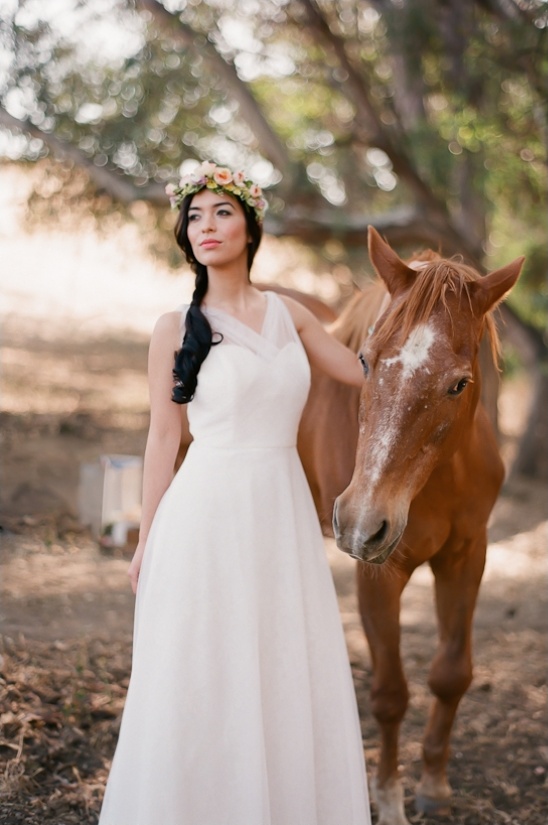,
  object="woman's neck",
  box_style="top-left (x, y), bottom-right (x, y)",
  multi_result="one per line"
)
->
top-left (204, 270), bottom-right (257, 312)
